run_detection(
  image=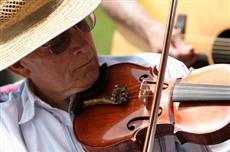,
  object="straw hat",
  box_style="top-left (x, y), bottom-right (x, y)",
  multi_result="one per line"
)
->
top-left (0, 0), bottom-right (101, 71)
